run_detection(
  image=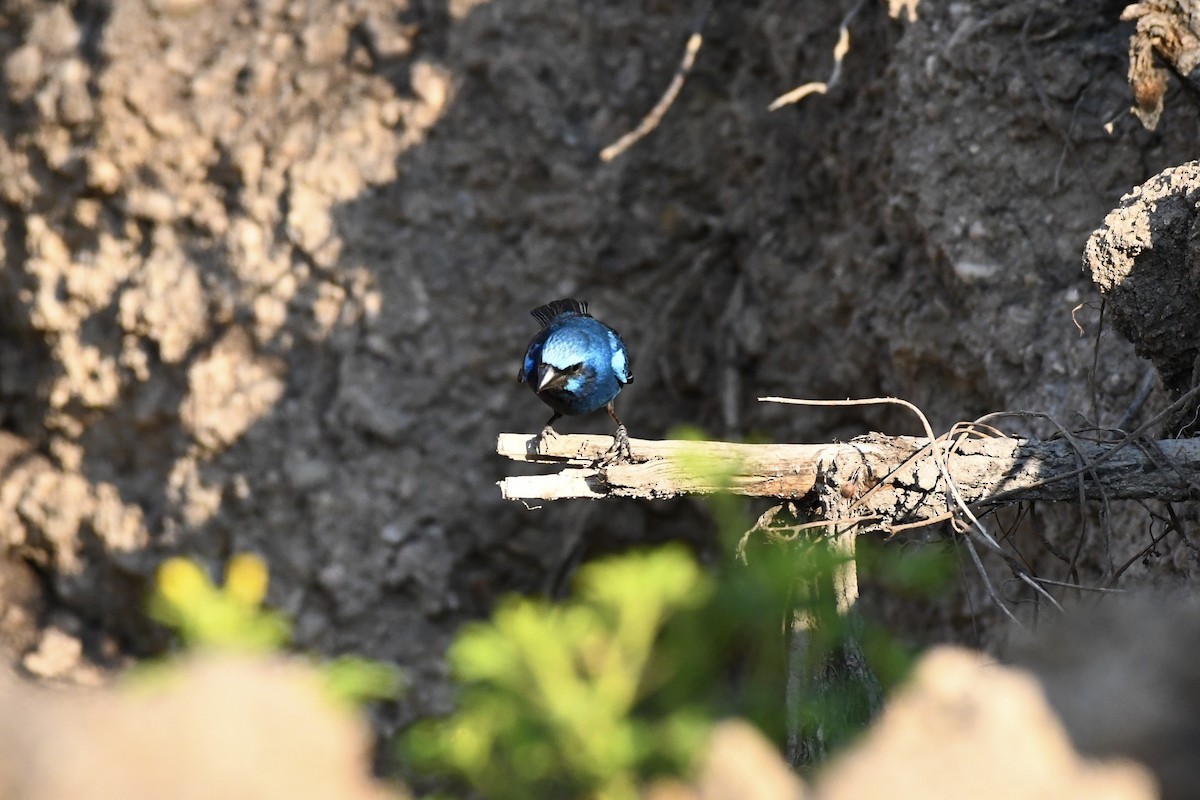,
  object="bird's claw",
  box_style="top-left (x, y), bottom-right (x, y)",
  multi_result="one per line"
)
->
top-left (595, 425), bottom-right (632, 467)
top-left (535, 425), bottom-right (559, 452)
